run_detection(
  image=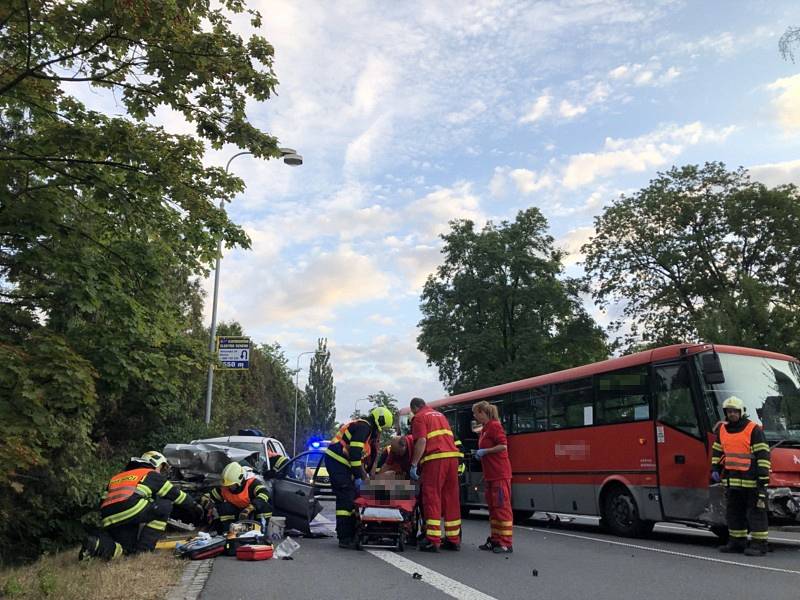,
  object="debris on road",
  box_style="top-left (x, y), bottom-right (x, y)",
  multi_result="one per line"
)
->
top-left (412, 572), bottom-right (423, 580)
top-left (532, 569), bottom-right (538, 577)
